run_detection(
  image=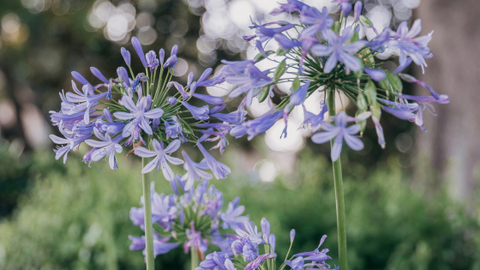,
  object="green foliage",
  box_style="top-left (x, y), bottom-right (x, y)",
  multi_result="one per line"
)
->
top-left (0, 149), bottom-right (479, 270)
